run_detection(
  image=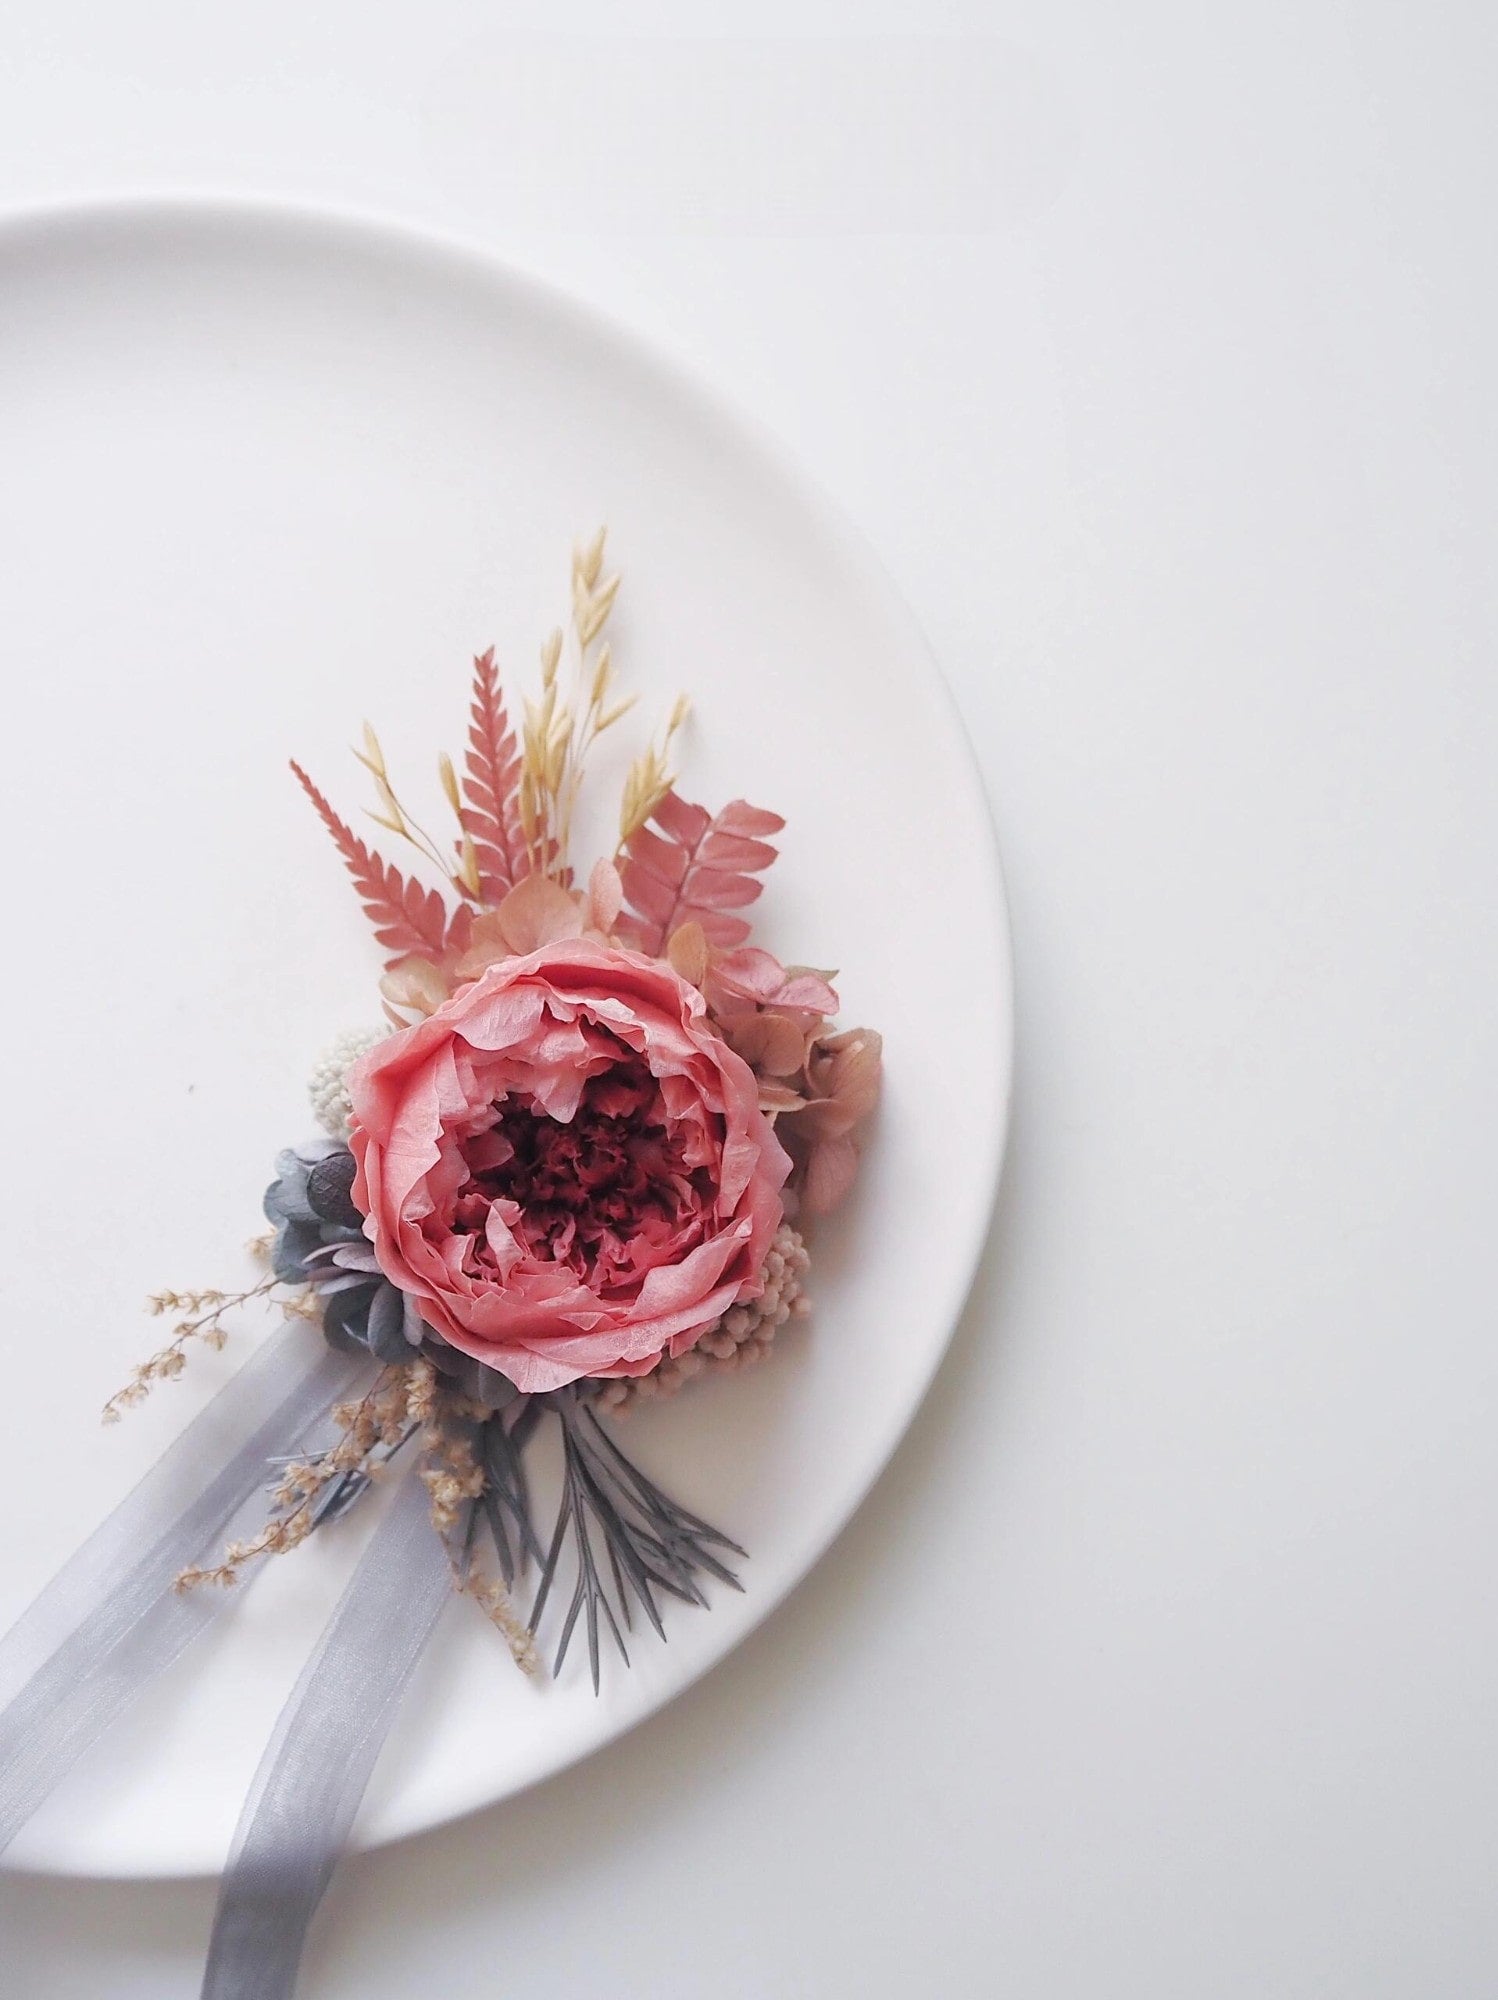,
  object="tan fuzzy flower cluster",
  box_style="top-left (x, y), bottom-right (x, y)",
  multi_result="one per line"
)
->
top-left (418, 1402), bottom-right (486, 1535)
